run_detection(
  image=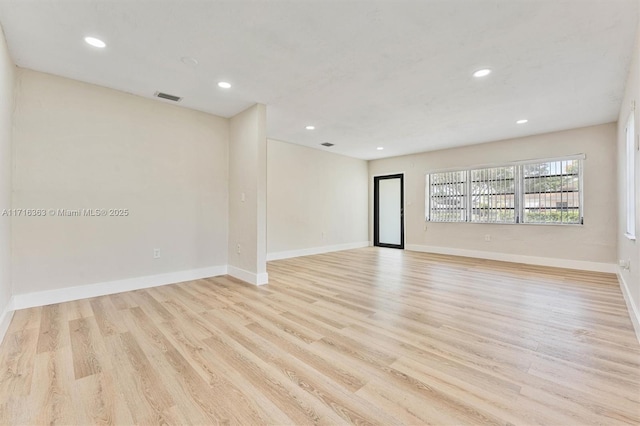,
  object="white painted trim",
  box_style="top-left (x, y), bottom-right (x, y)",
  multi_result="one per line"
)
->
top-left (266, 241), bottom-right (370, 261)
top-left (617, 268), bottom-right (640, 344)
top-left (0, 297), bottom-right (15, 346)
top-left (12, 265), bottom-right (228, 310)
top-left (227, 265), bottom-right (269, 286)
top-left (405, 244), bottom-right (616, 273)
